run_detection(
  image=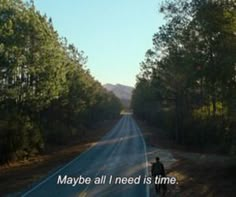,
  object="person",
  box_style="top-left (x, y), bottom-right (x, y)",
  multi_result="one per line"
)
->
top-left (151, 156), bottom-right (167, 196)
